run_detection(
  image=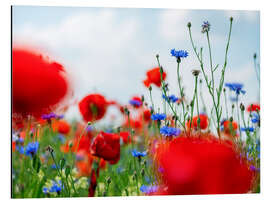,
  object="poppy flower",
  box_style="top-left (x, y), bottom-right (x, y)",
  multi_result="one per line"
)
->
top-left (143, 67), bottom-right (166, 88)
top-left (143, 109), bottom-right (151, 122)
top-left (119, 131), bottom-right (131, 144)
top-left (155, 135), bottom-right (255, 195)
top-left (78, 94), bottom-right (108, 122)
top-left (222, 120), bottom-right (238, 135)
top-left (56, 120), bottom-right (71, 135)
top-left (186, 114), bottom-right (208, 130)
top-left (90, 131), bottom-right (120, 164)
top-left (247, 104), bottom-right (260, 112)
top-left (12, 48), bottom-right (70, 118)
